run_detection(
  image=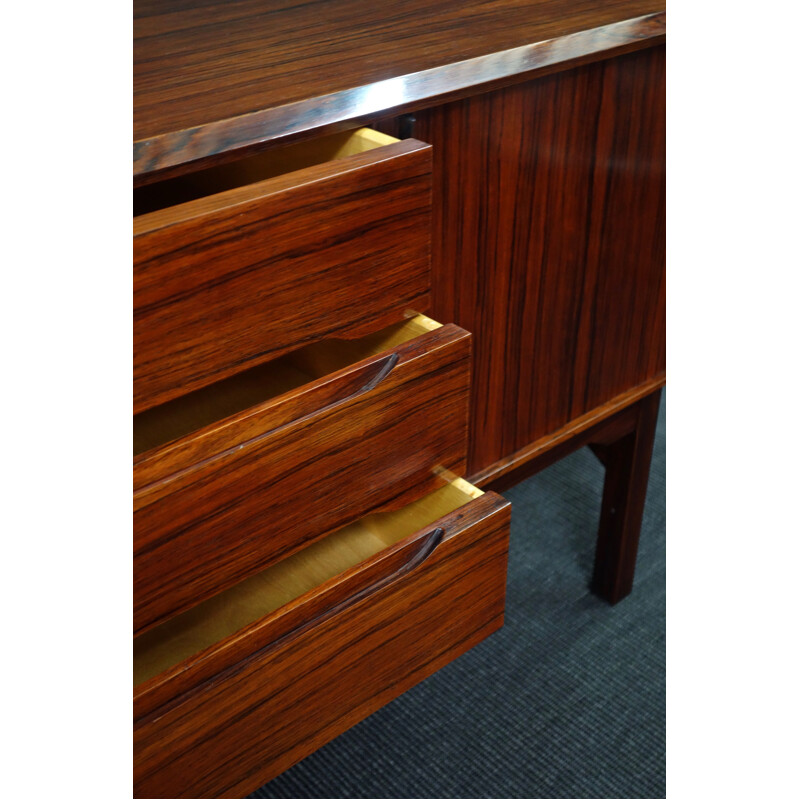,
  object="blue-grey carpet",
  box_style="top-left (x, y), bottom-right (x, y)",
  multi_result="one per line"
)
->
top-left (250, 396), bottom-right (666, 799)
